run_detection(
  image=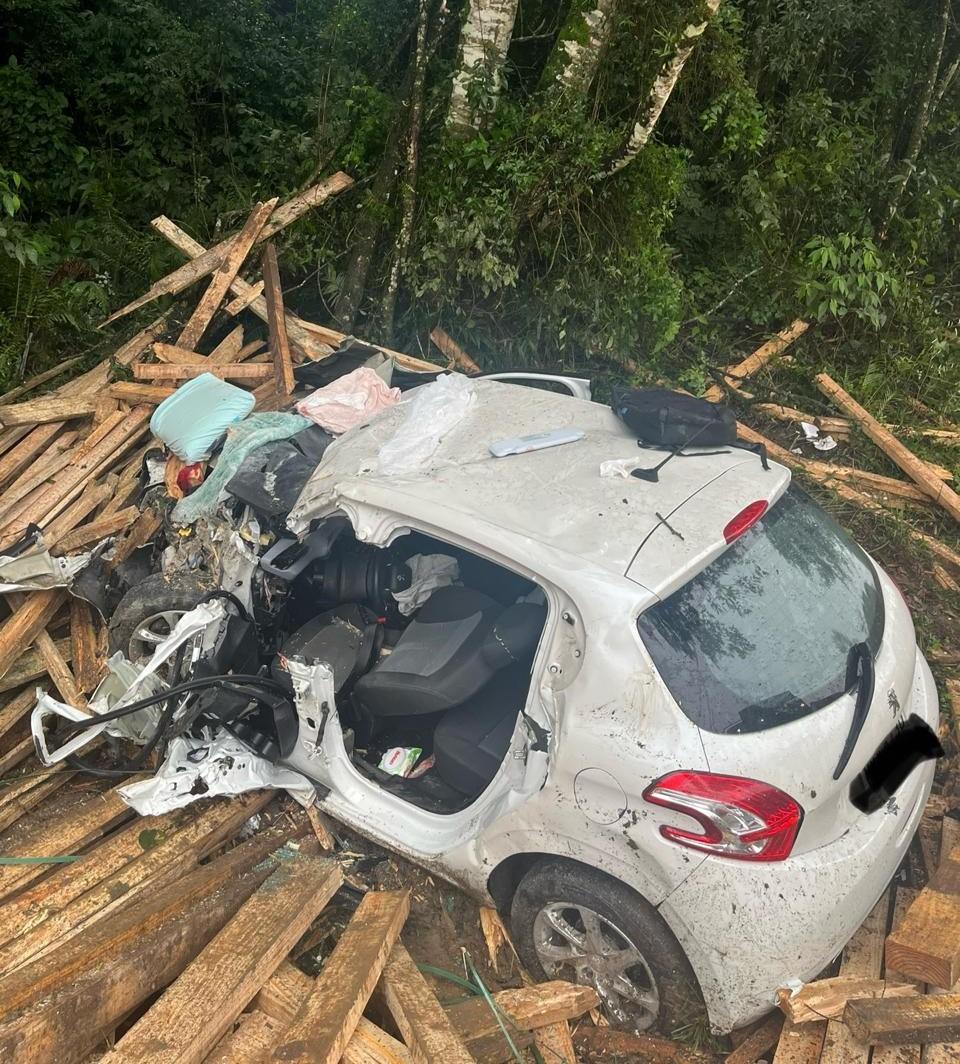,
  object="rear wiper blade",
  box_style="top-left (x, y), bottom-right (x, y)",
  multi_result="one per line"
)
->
top-left (832, 642), bottom-right (875, 780)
